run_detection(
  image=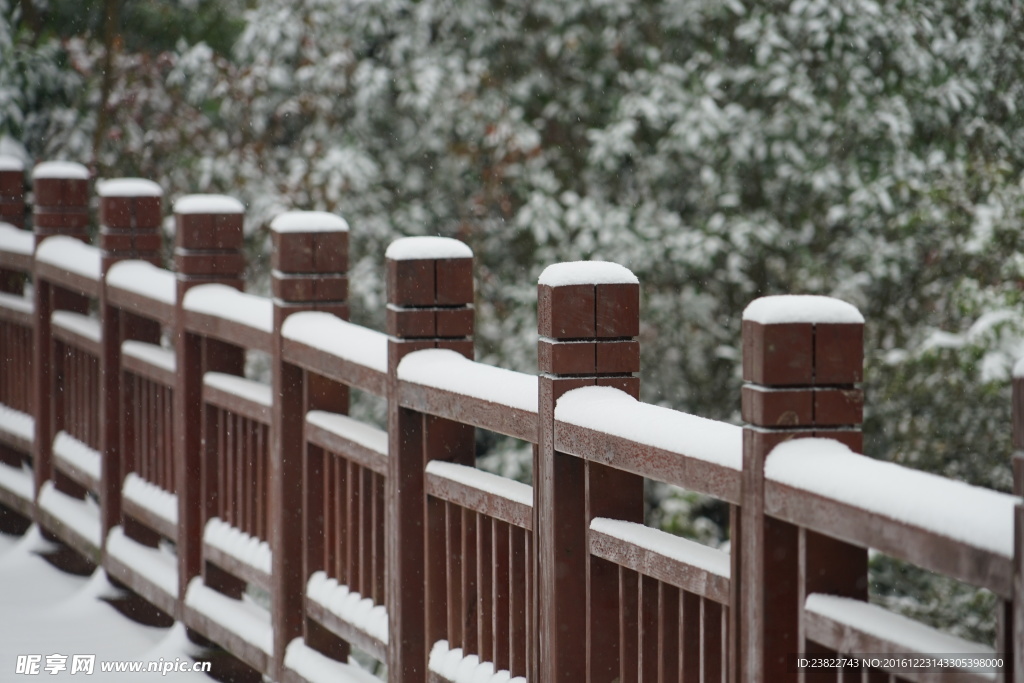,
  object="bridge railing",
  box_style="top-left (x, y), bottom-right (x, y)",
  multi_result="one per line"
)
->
top-left (0, 159), bottom-right (1019, 683)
